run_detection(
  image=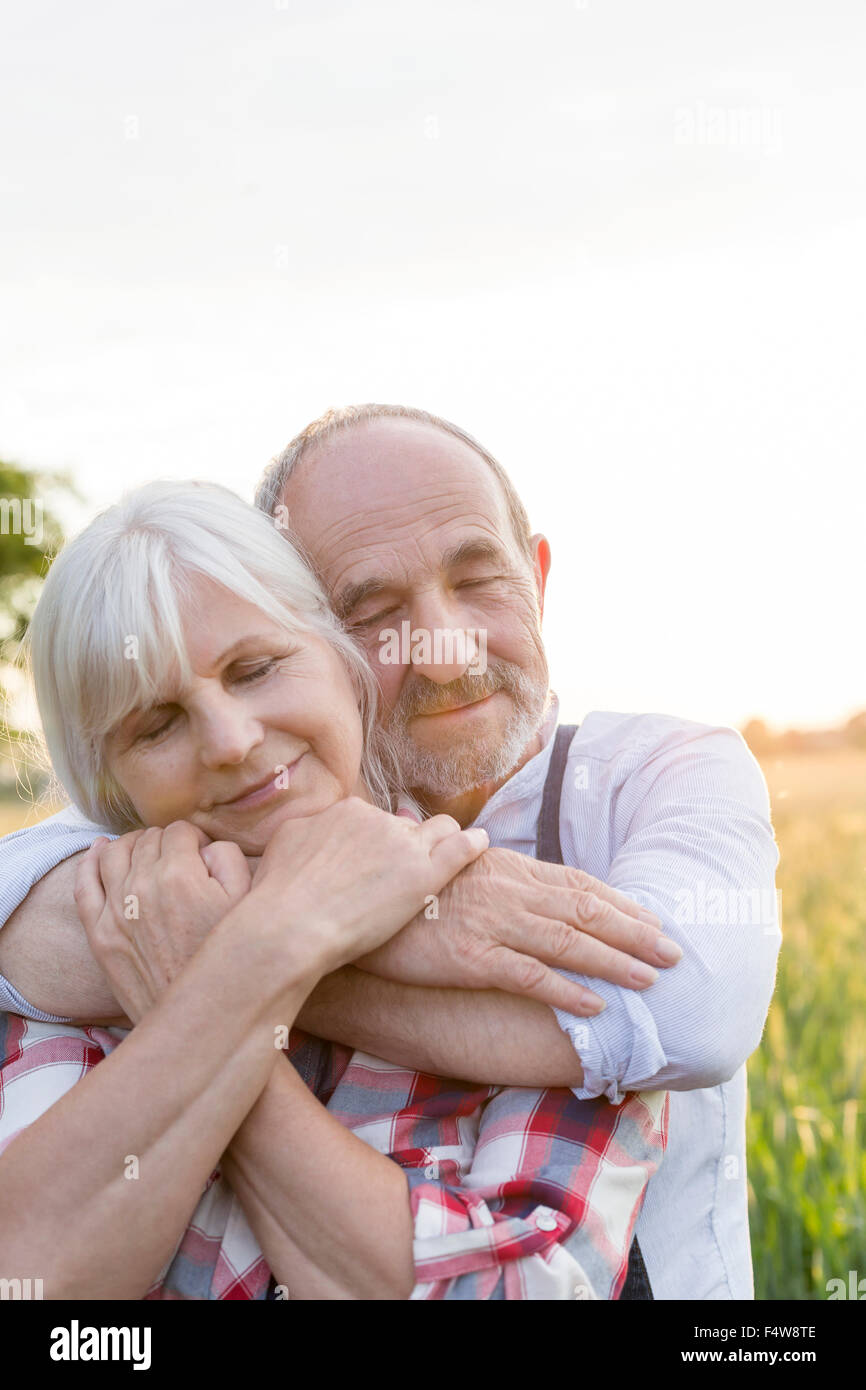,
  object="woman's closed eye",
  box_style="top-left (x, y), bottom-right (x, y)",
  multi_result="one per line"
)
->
top-left (229, 649), bottom-right (299, 684)
top-left (131, 654), bottom-right (295, 745)
top-left (232, 658), bottom-right (278, 685)
top-left (137, 708), bottom-right (179, 743)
